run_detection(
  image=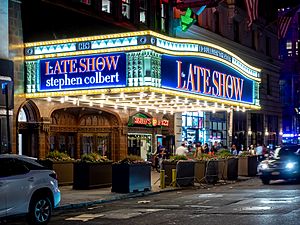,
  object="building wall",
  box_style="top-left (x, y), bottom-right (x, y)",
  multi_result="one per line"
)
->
top-left (9, 0), bottom-right (25, 154)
